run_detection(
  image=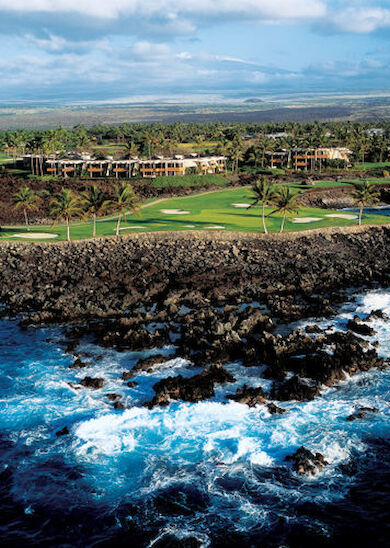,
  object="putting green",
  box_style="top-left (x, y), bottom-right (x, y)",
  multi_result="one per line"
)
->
top-left (0, 187), bottom-right (389, 241)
